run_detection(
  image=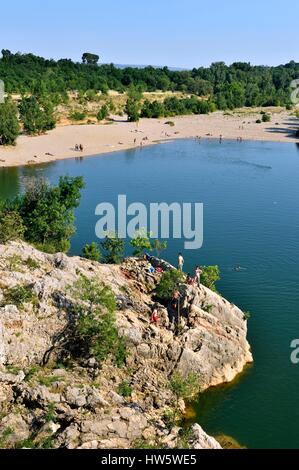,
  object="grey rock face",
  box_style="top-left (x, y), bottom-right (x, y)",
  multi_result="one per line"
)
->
top-left (192, 424), bottom-right (222, 449)
top-left (0, 241), bottom-right (253, 450)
